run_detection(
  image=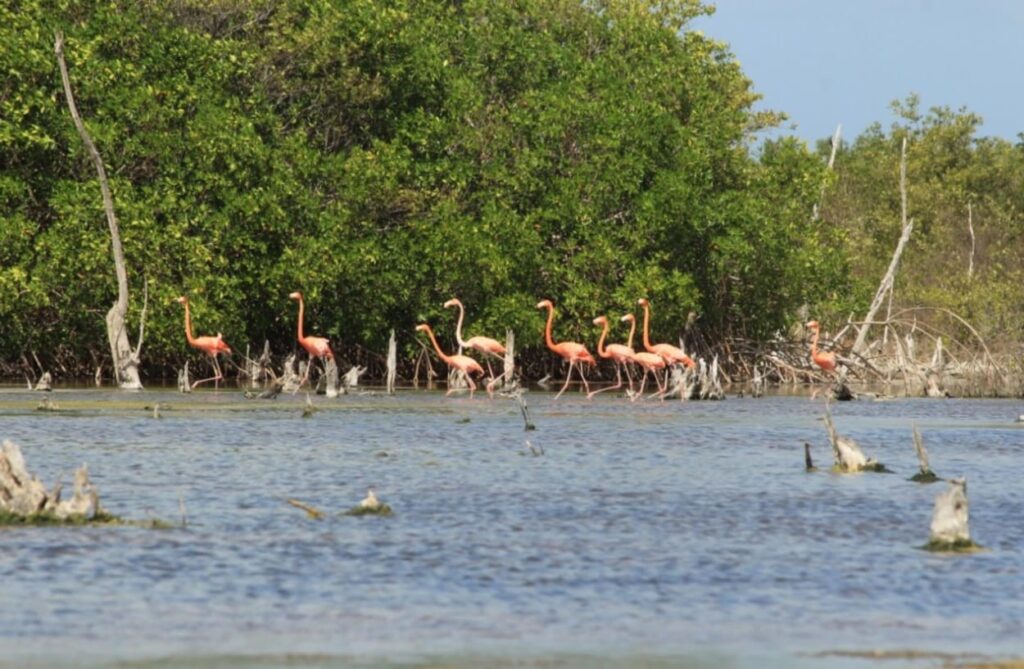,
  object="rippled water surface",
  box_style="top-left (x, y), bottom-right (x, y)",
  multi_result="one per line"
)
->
top-left (1, 386), bottom-right (1022, 669)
